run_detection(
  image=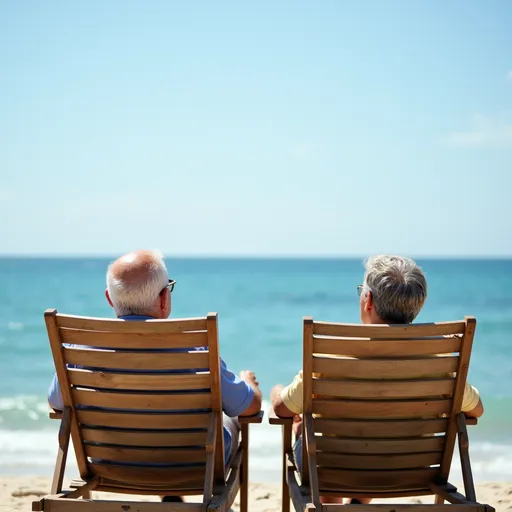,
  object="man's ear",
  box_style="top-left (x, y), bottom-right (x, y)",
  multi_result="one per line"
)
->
top-left (105, 289), bottom-right (115, 308)
top-left (161, 289), bottom-right (170, 314)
